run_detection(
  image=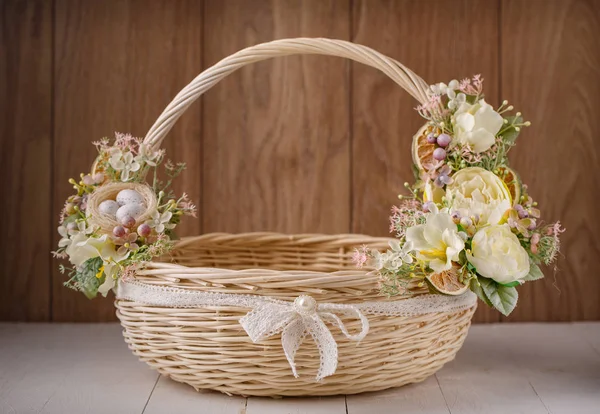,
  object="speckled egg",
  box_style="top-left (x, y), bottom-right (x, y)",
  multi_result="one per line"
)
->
top-left (115, 203), bottom-right (145, 223)
top-left (116, 189), bottom-right (145, 206)
top-left (98, 200), bottom-right (119, 217)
